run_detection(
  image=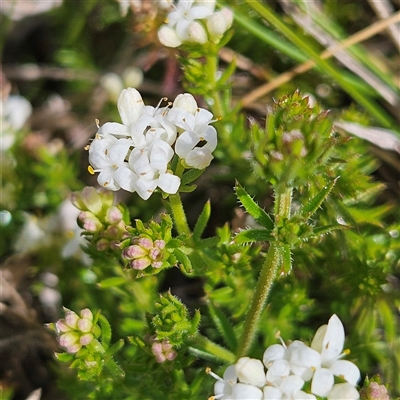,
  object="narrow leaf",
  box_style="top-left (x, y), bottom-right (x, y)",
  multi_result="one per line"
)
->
top-left (301, 178), bottom-right (338, 218)
top-left (174, 248), bottom-right (193, 274)
top-left (235, 181), bottom-right (274, 230)
top-left (279, 243), bottom-right (292, 274)
top-left (193, 200), bottom-right (211, 241)
top-left (194, 236), bottom-right (220, 249)
top-left (97, 276), bottom-right (126, 289)
top-left (310, 224), bottom-right (350, 238)
top-left (208, 302), bottom-right (238, 352)
top-left (181, 168), bottom-right (205, 185)
top-left (234, 229), bottom-right (274, 244)
top-left (98, 314), bottom-right (112, 349)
